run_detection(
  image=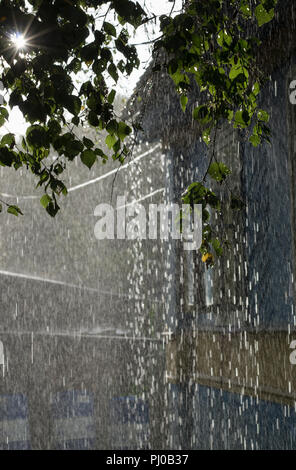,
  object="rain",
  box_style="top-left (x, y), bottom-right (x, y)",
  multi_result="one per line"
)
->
top-left (0, 0), bottom-right (296, 453)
